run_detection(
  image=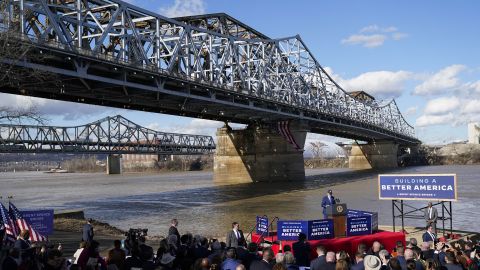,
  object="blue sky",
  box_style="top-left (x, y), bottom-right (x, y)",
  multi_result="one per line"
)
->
top-left (1, 0), bottom-right (479, 146)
